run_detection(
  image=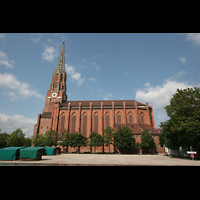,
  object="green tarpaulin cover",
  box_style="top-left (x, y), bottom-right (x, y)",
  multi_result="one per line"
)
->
top-left (0, 147), bottom-right (24, 161)
top-left (43, 147), bottom-right (56, 155)
top-left (19, 147), bottom-right (44, 160)
top-left (43, 147), bottom-right (60, 155)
